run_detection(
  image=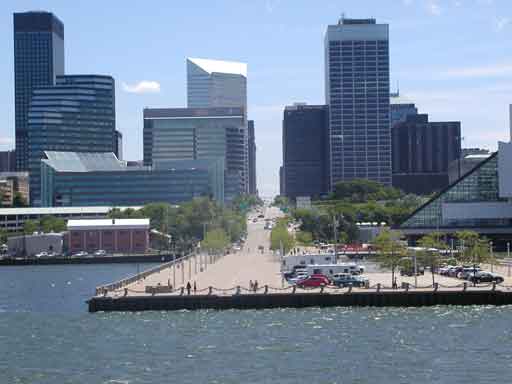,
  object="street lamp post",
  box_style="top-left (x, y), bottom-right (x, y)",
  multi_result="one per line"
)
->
top-left (508, 242), bottom-right (511, 277)
top-left (490, 241), bottom-right (494, 273)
